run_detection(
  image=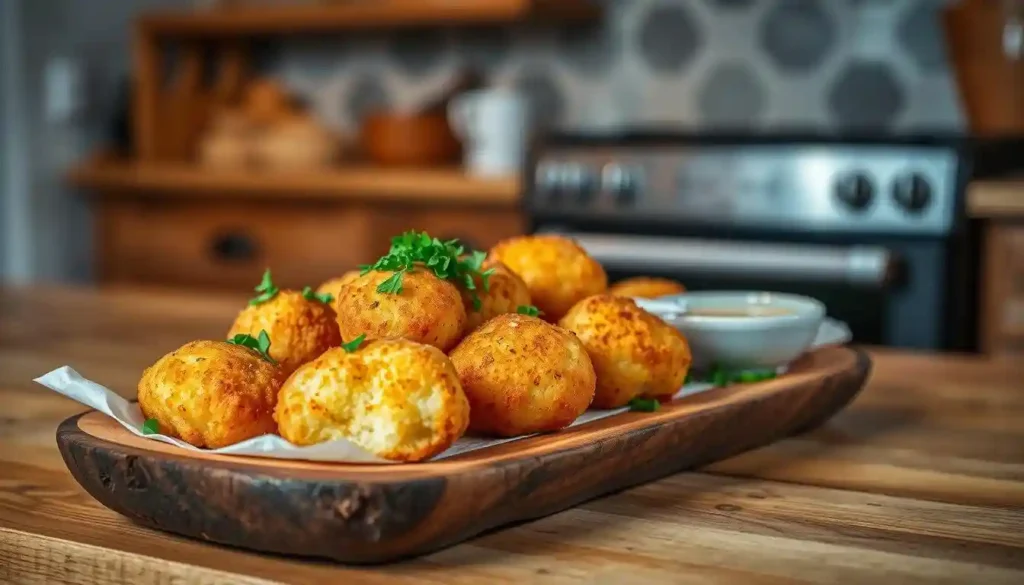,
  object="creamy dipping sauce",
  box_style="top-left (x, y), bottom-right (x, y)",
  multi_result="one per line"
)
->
top-left (688, 306), bottom-right (795, 318)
